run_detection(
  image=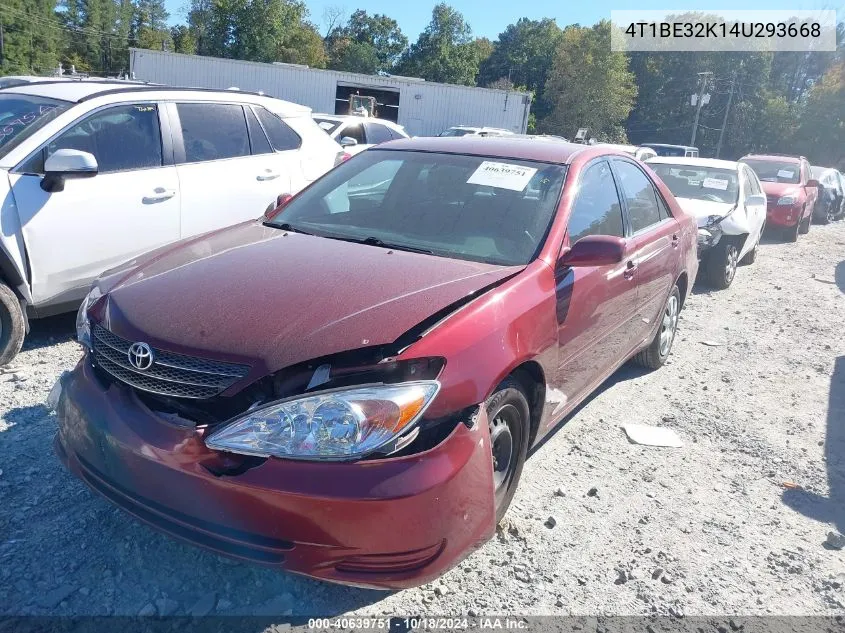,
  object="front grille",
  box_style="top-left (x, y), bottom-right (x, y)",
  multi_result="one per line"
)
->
top-left (766, 194), bottom-right (780, 206)
top-left (92, 325), bottom-right (250, 399)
